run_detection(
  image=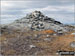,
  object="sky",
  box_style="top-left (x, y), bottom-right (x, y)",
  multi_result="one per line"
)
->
top-left (1, 0), bottom-right (75, 24)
